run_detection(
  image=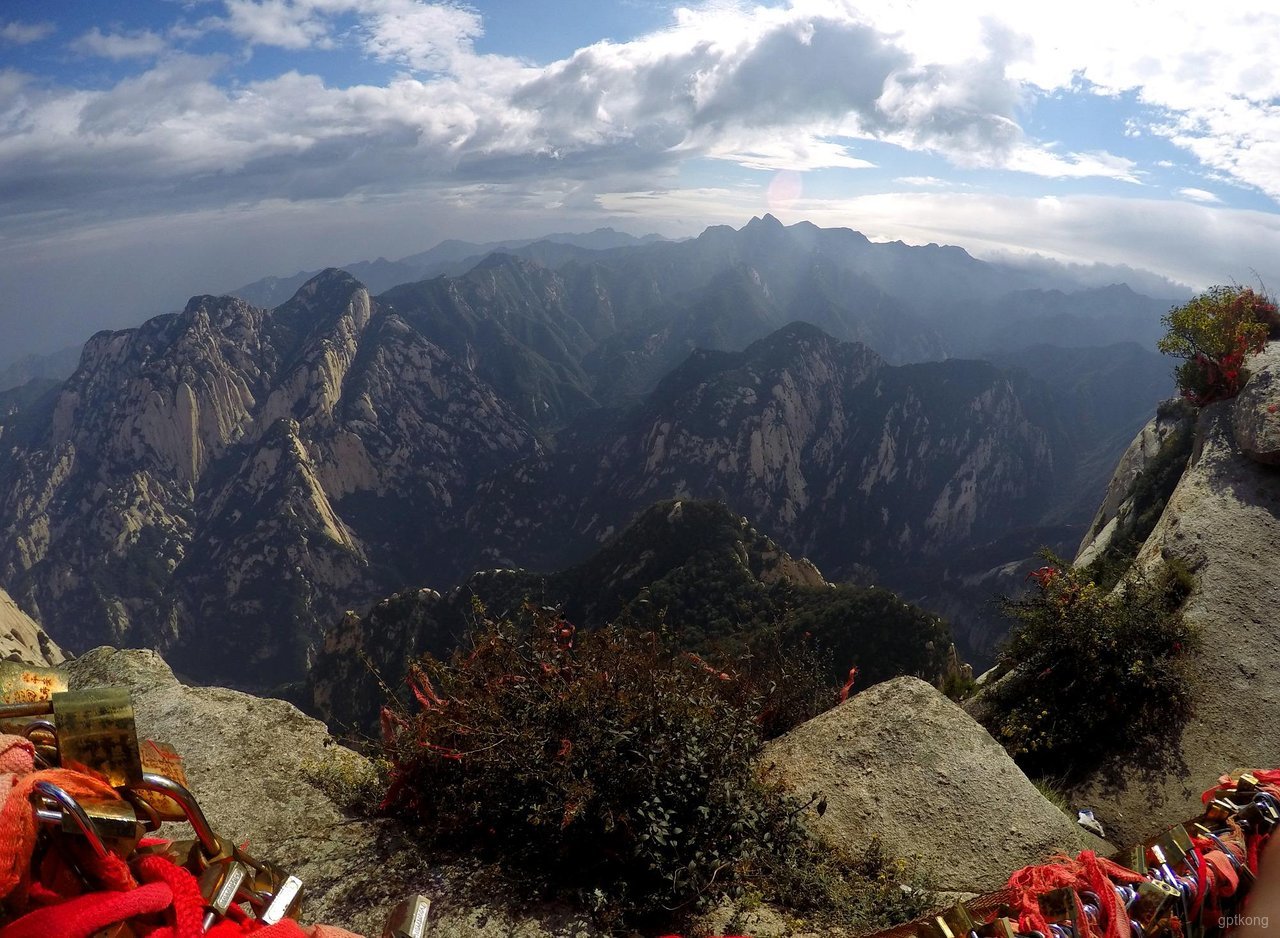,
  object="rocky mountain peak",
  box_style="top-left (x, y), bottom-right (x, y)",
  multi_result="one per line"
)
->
top-left (744, 212), bottom-right (786, 232)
